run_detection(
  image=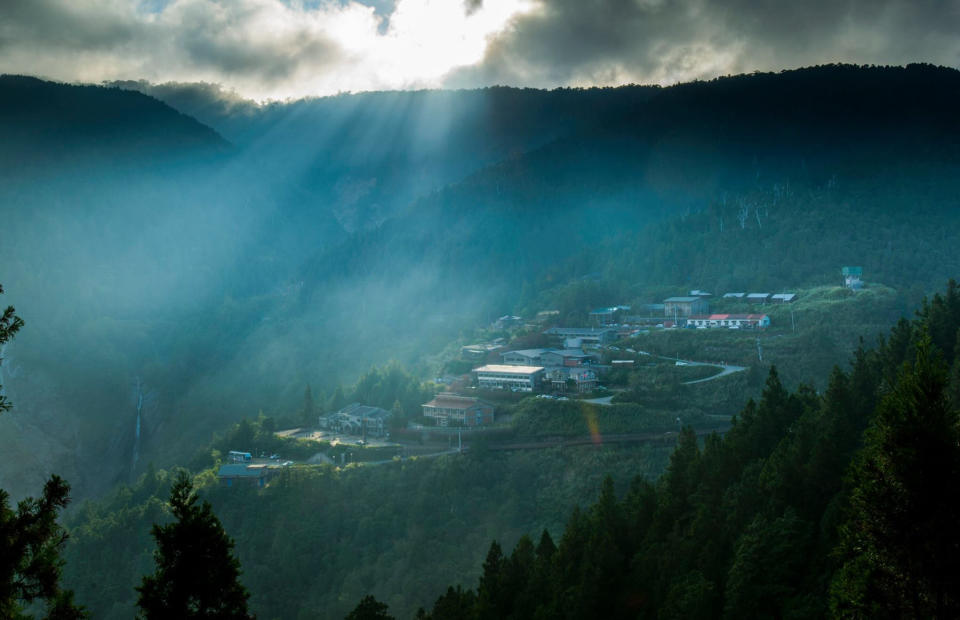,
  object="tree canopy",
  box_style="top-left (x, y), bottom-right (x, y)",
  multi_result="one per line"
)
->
top-left (136, 471), bottom-right (251, 619)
